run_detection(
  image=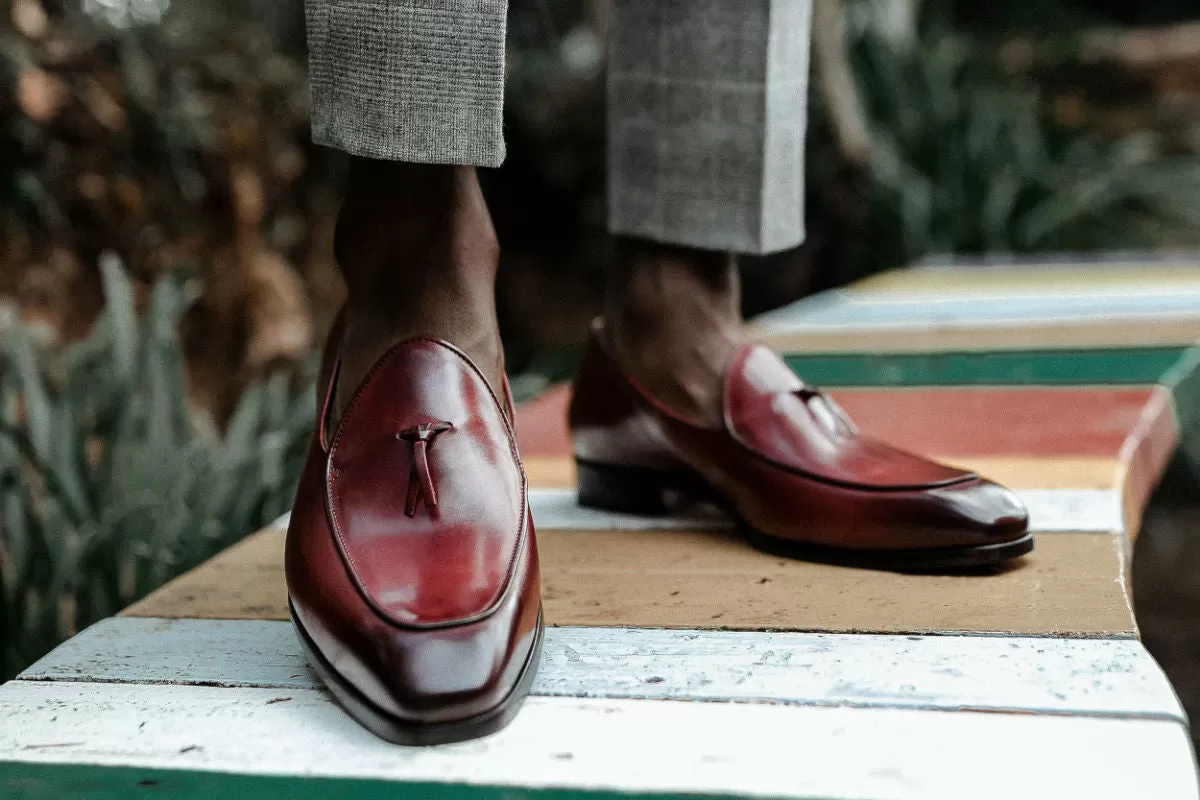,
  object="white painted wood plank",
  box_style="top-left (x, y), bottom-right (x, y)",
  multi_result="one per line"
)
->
top-left (1017, 489), bottom-right (1123, 533)
top-left (273, 487), bottom-right (1124, 535)
top-left (529, 488), bottom-right (731, 532)
top-left (526, 488), bottom-right (1122, 535)
top-left (19, 618), bottom-right (1184, 721)
top-left (0, 681), bottom-right (1195, 800)
top-left (536, 627), bottom-right (1180, 720)
top-left (20, 617), bottom-right (311, 688)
